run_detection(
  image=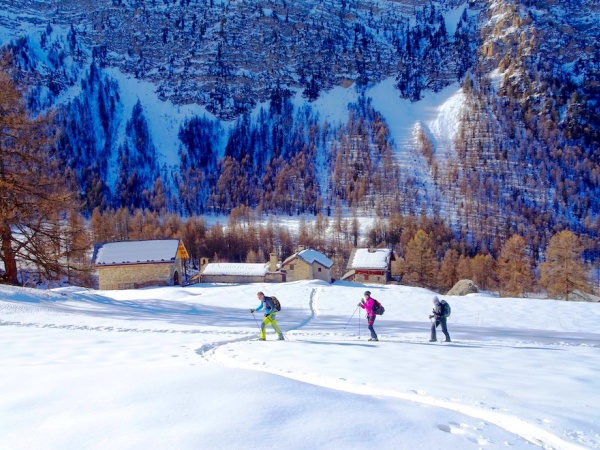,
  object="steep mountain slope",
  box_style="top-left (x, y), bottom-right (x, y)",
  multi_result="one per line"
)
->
top-left (1, 0), bottom-right (599, 257)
